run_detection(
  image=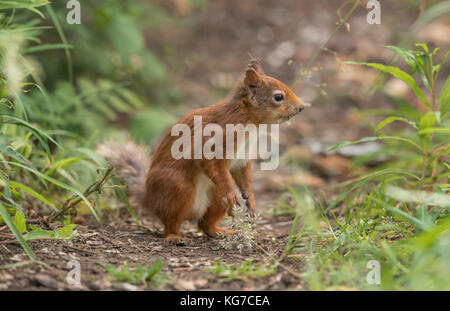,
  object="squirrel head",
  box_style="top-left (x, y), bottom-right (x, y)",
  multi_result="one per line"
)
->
top-left (238, 59), bottom-right (308, 124)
